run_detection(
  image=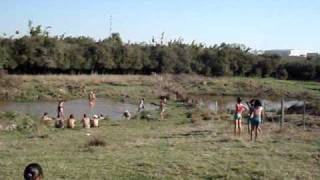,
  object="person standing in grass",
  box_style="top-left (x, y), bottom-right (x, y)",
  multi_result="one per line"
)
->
top-left (159, 98), bottom-right (166, 120)
top-left (24, 163), bottom-right (43, 180)
top-left (251, 99), bottom-right (264, 141)
top-left (246, 99), bottom-right (255, 134)
top-left (234, 97), bottom-right (247, 136)
top-left (137, 98), bottom-right (145, 112)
